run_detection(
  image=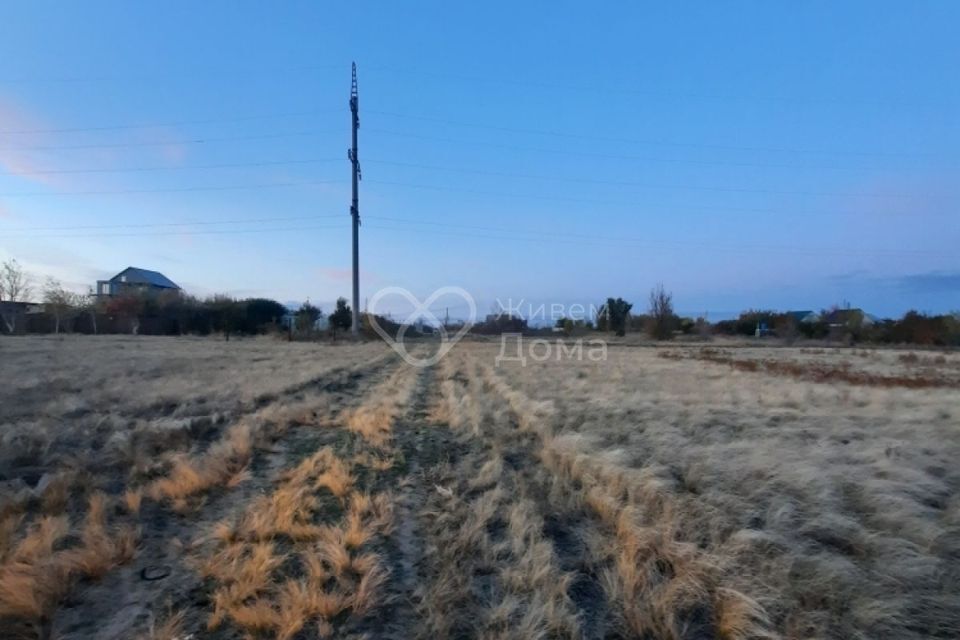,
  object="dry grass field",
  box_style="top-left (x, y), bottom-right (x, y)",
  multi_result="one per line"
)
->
top-left (0, 336), bottom-right (958, 639)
